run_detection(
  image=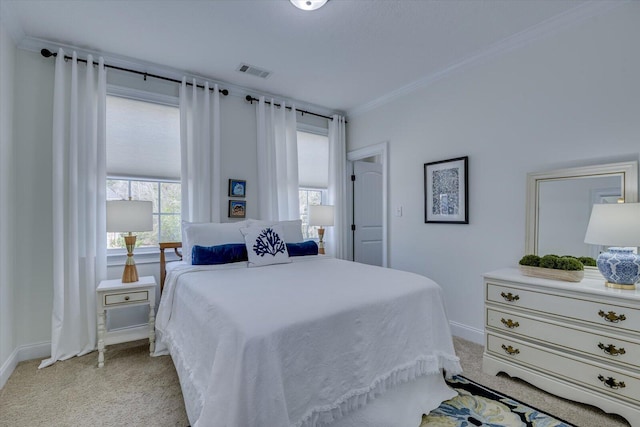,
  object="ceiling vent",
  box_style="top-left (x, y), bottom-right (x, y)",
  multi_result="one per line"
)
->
top-left (237, 63), bottom-right (271, 79)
